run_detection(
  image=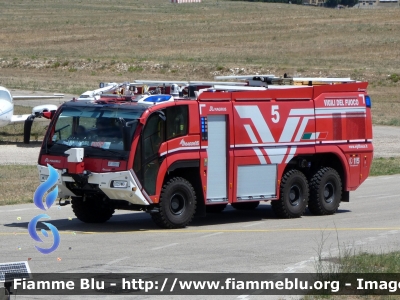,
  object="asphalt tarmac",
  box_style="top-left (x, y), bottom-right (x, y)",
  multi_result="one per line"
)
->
top-left (1, 174), bottom-right (400, 299)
